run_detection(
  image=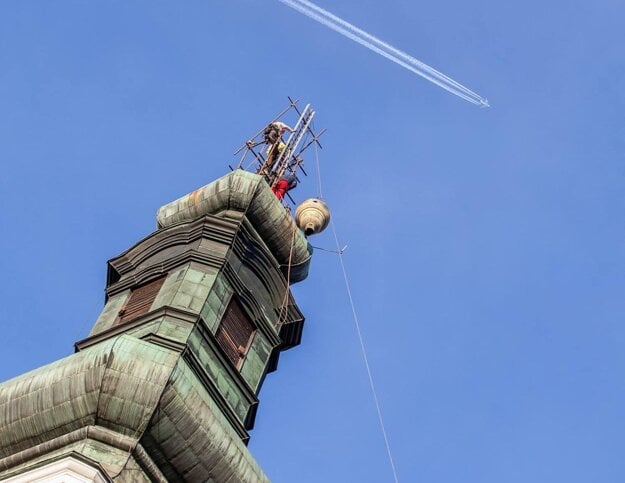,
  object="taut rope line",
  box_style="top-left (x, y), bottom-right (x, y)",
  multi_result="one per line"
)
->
top-left (330, 219), bottom-right (400, 483)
